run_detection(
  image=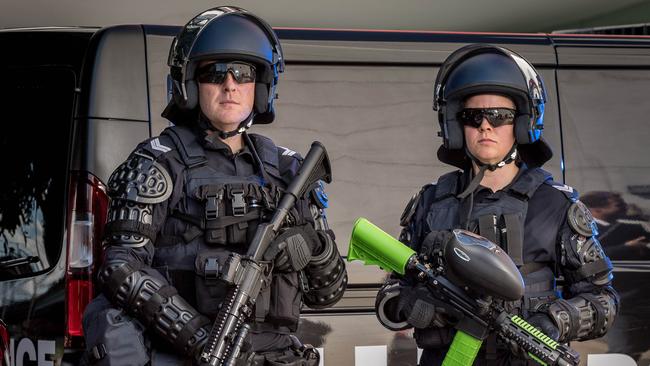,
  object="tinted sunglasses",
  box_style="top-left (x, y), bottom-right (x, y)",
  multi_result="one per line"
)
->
top-left (457, 108), bottom-right (517, 128)
top-left (196, 62), bottom-right (256, 84)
